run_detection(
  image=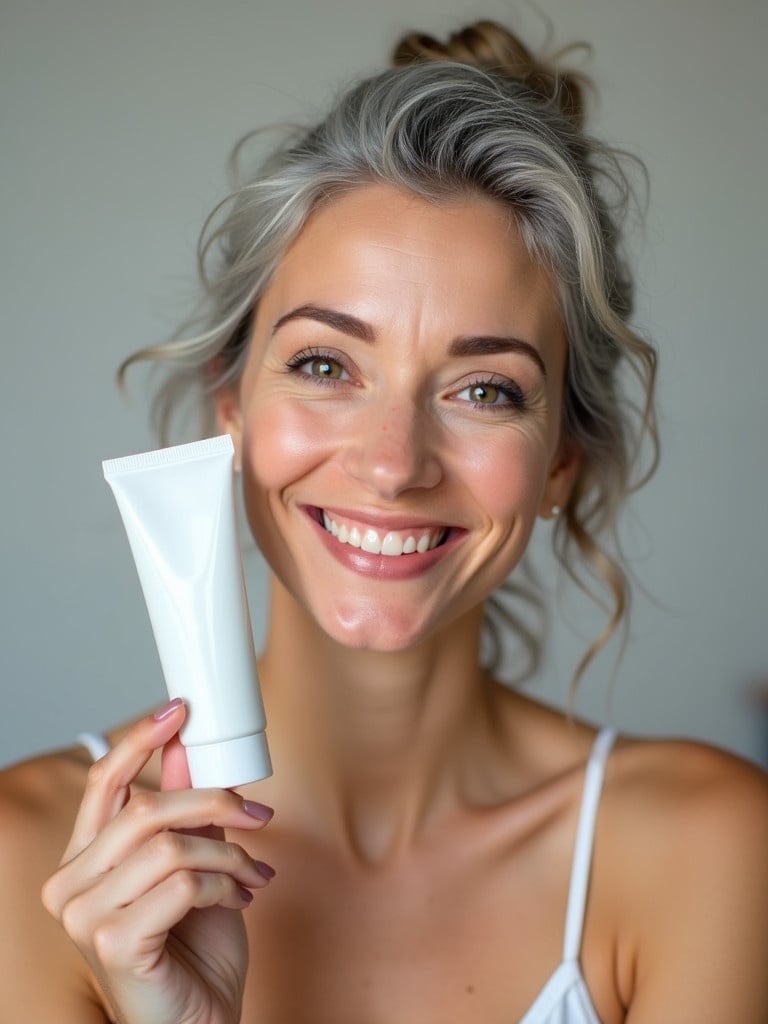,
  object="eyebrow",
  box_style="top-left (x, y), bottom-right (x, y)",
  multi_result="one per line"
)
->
top-left (272, 303), bottom-right (547, 378)
top-left (448, 335), bottom-right (547, 378)
top-left (272, 304), bottom-right (375, 342)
